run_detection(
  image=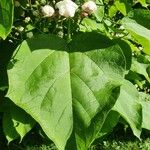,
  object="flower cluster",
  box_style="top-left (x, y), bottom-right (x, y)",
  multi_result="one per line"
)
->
top-left (41, 0), bottom-right (97, 18)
